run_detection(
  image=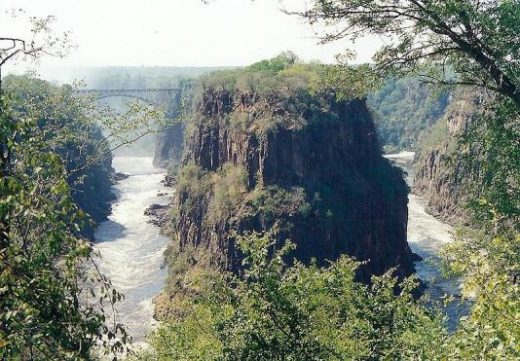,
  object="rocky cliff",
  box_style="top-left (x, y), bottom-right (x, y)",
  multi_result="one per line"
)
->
top-left (413, 89), bottom-right (483, 222)
top-left (64, 144), bottom-right (115, 239)
top-left (166, 61), bottom-right (415, 284)
top-left (154, 123), bottom-right (184, 168)
top-left (153, 81), bottom-right (192, 168)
